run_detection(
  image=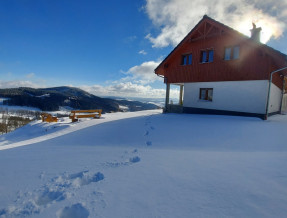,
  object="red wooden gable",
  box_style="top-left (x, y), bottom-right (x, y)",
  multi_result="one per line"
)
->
top-left (155, 15), bottom-right (287, 89)
top-left (189, 20), bottom-right (223, 42)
